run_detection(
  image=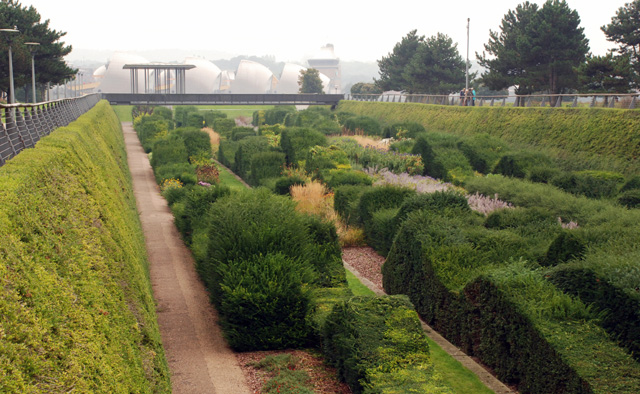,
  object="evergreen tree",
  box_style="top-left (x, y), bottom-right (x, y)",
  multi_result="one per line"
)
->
top-left (403, 33), bottom-right (466, 94)
top-left (298, 68), bottom-right (324, 94)
top-left (477, 0), bottom-right (589, 106)
top-left (0, 0), bottom-right (76, 100)
top-left (577, 53), bottom-right (634, 94)
top-left (601, 0), bottom-right (640, 82)
top-left (375, 30), bottom-right (424, 92)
